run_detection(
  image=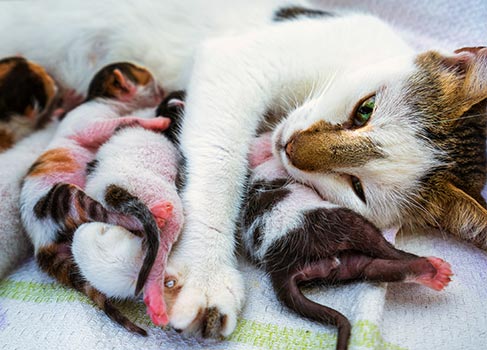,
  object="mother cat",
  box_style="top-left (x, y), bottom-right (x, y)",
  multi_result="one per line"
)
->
top-left (1, 0), bottom-right (487, 338)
